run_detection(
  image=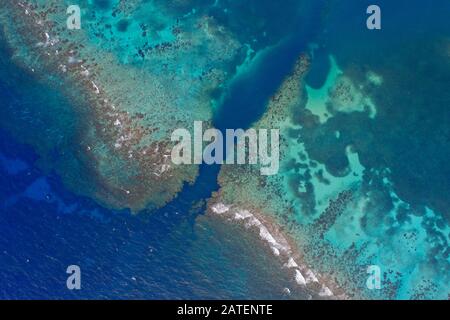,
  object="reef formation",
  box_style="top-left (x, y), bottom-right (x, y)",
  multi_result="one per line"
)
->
top-left (208, 46), bottom-right (450, 299)
top-left (0, 0), bottom-right (241, 211)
